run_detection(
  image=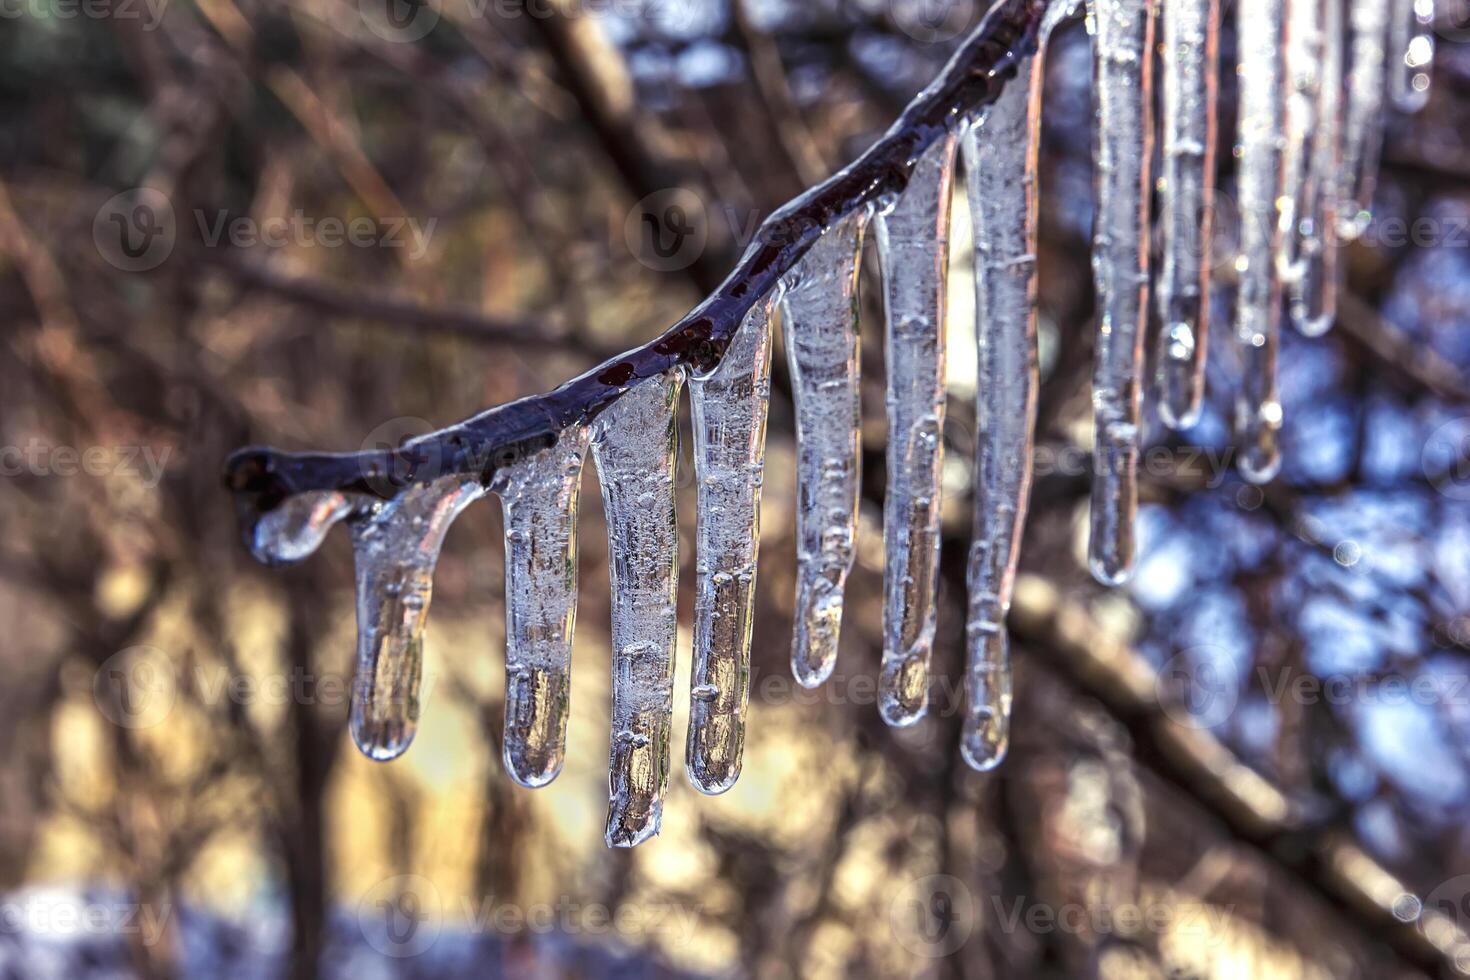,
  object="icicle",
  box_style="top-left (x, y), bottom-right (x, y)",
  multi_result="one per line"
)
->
top-left (1388, 0), bottom-right (1434, 112)
top-left (497, 426), bottom-right (590, 788)
top-left (781, 209), bottom-right (867, 688)
top-left (350, 476), bottom-right (486, 761)
top-left (686, 298), bottom-right (775, 794)
top-left (1155, 0), bottom-right (1220, 430)
top-left (1086, 0), bottom-right (1156, 585)
top-left (250, 490), bottom-right (353, 564)
top-left (591, 372), bottom-right (682, 847)
top-left (958, 1), bottom-right (1071, 770)
top-left (1279, 0), bottom-right (1320, 290)
top-left (873, 135), bottom-right (956, 728)
top-left (1290, 0), bottom-right (1345, 337)
top-left (1233, 0), bottom-right (1288, 484)
top-left (1339, 0), bottom-right (1391, 241)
